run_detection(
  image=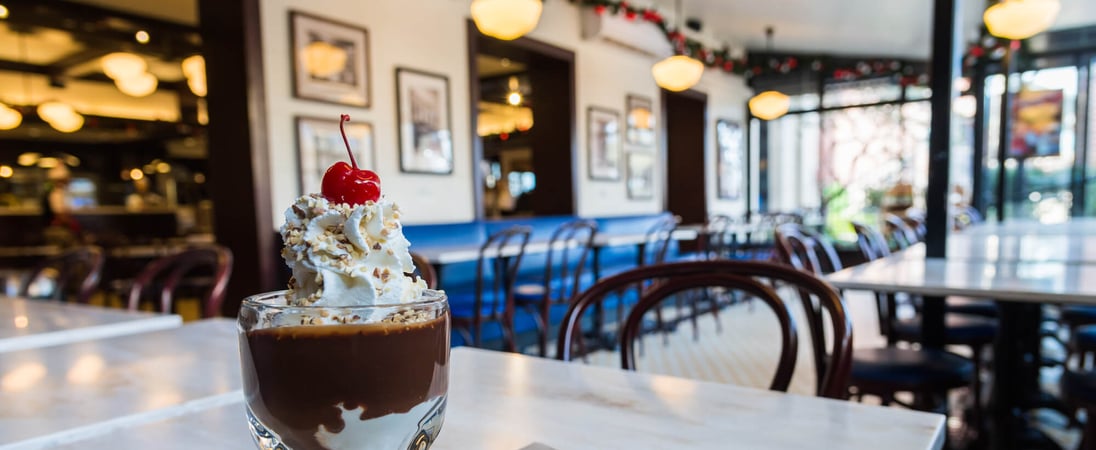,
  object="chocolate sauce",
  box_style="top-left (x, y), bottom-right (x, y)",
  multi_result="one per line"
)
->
top-left (240, 316), bottom-right (449, 450)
